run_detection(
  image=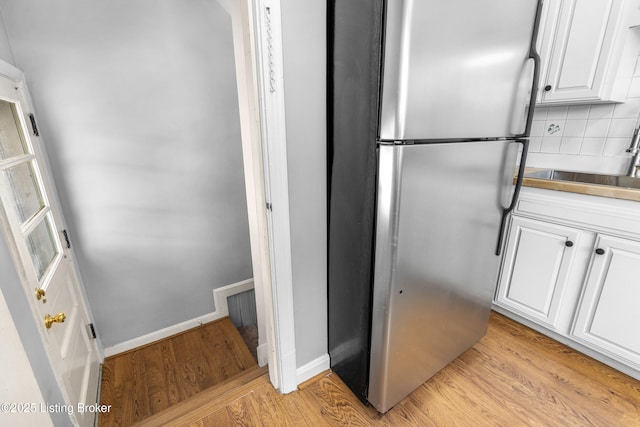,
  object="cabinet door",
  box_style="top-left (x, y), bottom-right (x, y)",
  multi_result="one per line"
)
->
top-left (496, 216), bottom-right (582, 329)
top-left (539, 0), bottom-right (625, 103)
top-left (572, 235), bottom-right (640, 368)
top-left (535, 0), bottom-right (562, 104)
